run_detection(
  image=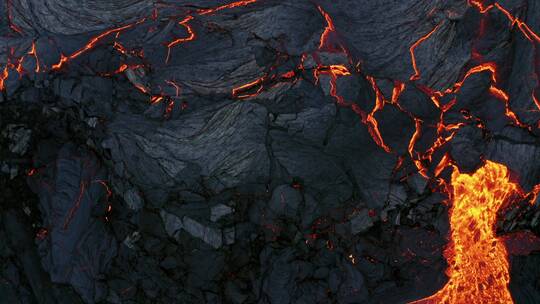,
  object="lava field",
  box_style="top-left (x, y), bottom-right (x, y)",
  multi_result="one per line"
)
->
top-left (1, 0), bottom-right (540, 303)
